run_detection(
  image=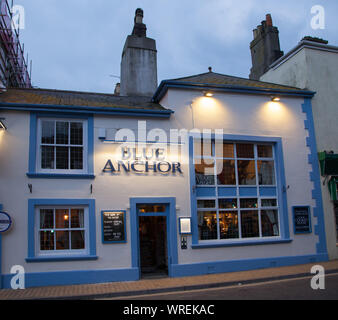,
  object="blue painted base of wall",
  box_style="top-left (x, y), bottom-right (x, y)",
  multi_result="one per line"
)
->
top-left (1, 254), bottom-right (329, 289)
top-left (171, 254), bottom-right (329, 278)
top-left (1, 267), bottom-right (139, 289)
